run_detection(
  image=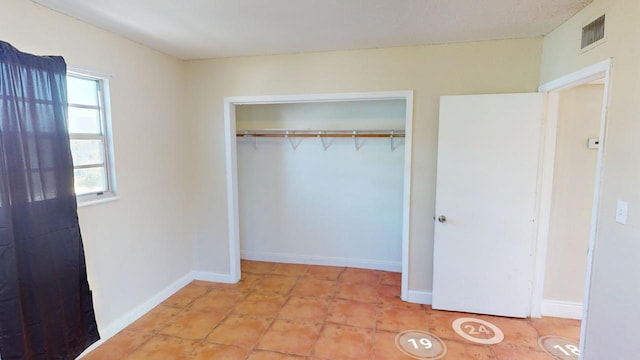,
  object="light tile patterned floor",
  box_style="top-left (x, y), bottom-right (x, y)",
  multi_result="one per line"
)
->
top-left (82, 261), bottom-right (581, 359)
